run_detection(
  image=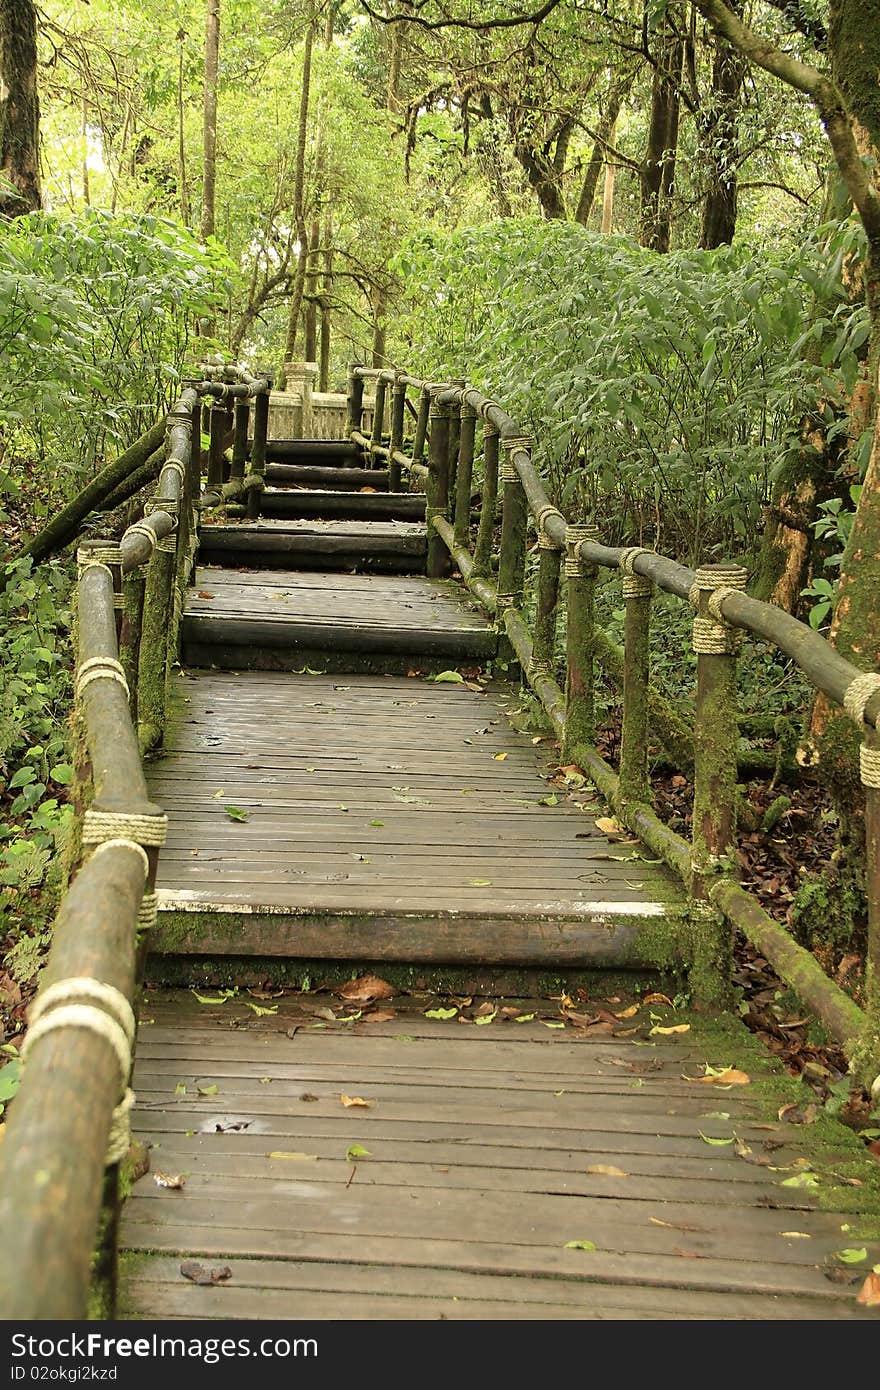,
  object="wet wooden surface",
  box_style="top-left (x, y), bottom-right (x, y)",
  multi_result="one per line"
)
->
top-left (120, 992), bottom-right (880, 1321)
